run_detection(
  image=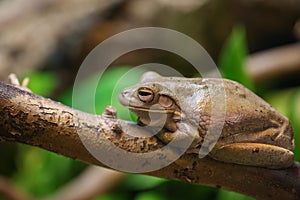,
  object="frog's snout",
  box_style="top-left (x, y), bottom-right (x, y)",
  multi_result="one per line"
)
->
top-left (120, 89), bottom-right (130, 99)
